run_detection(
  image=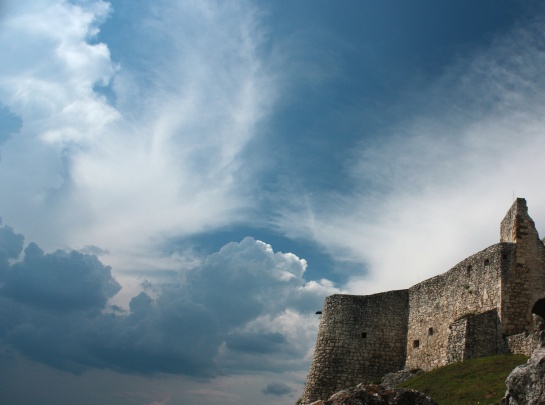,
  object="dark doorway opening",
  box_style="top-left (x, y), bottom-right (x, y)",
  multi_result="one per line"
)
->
top-left (532, 298), bottom-right (545, 319)
top-left (532, 298), bottom-right (545, 331)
